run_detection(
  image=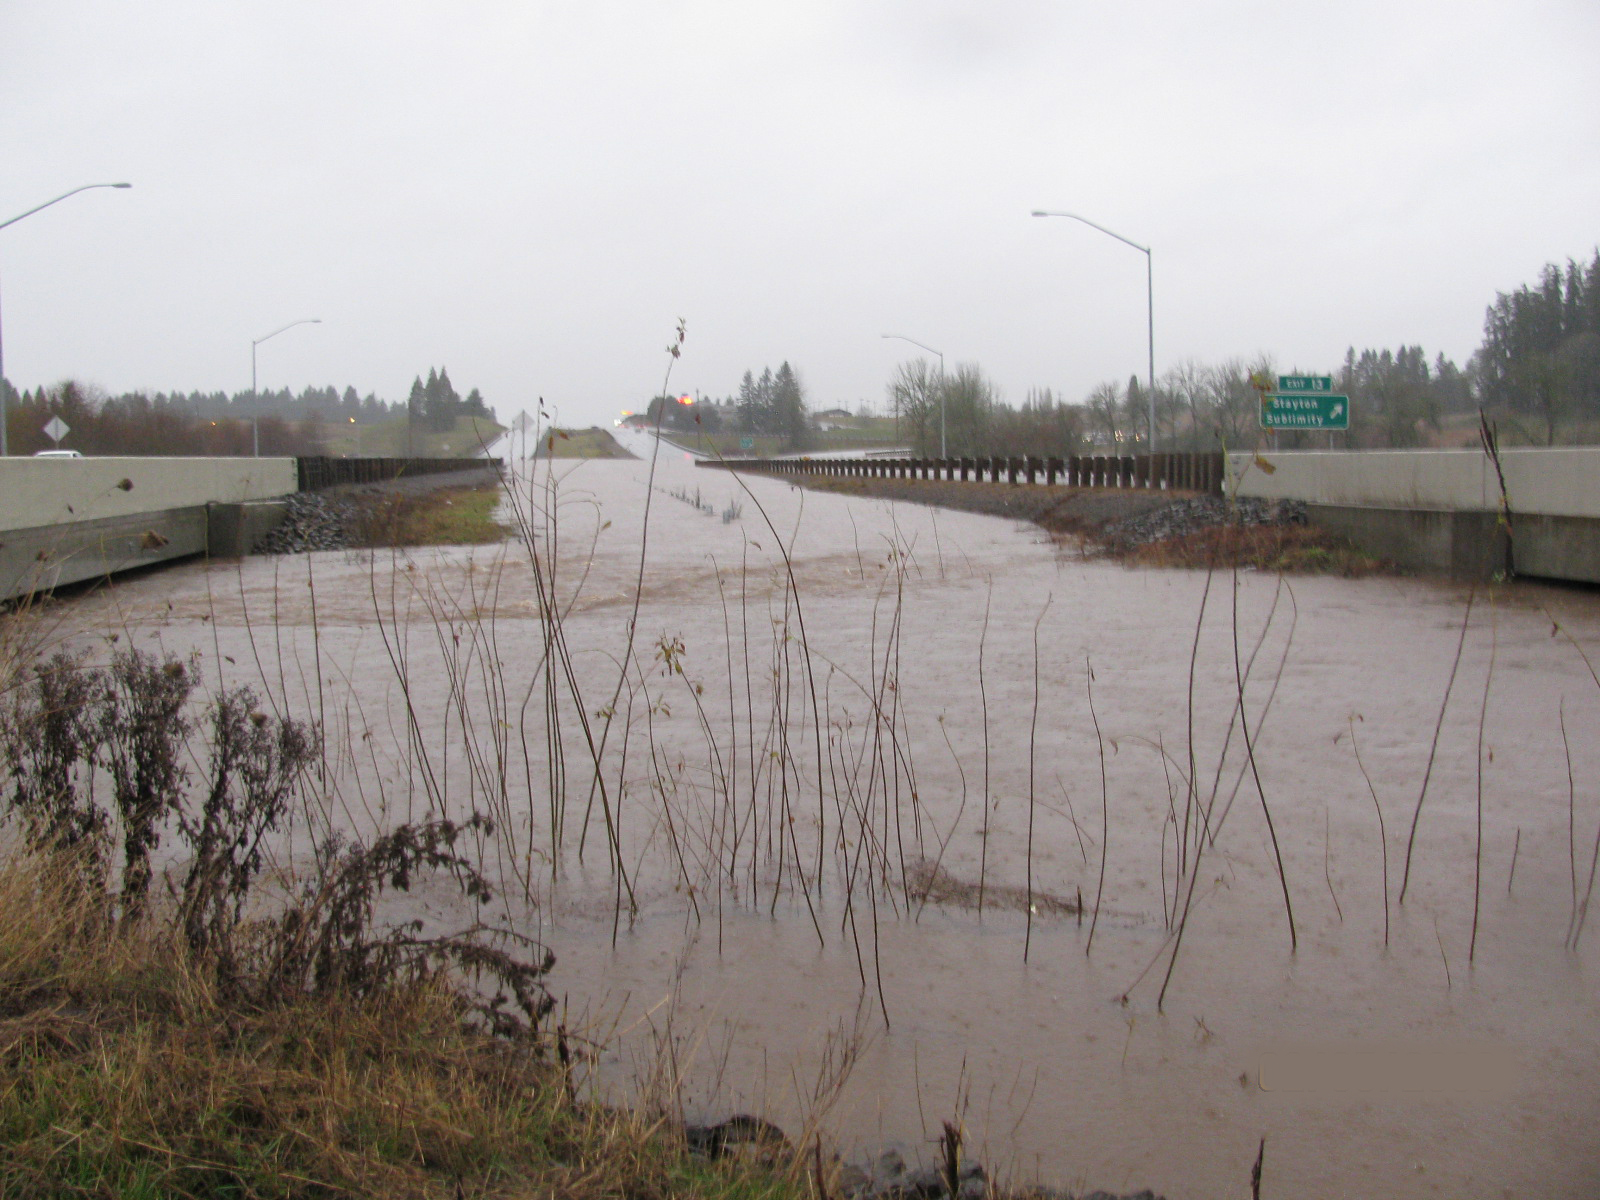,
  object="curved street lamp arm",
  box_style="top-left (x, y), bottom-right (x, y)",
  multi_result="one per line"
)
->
top-left (1030, 208), bottom-right (1157, 453)
top-left (0, 183), bottom-right (133, 233)
top-left (253, 317), bottom-right (322, 348)
top-left (1030, 210), bottom-right (1149, 256)
top-left (881, 332), bottom-right (943, 360)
